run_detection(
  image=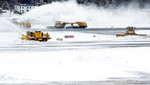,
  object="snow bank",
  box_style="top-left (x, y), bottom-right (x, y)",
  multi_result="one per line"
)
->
top-left (0, 18), bottom-right (17, 32)
top-left (18, 1), bottom-right (150, 28)
top-left (0, 18), bottom-right (22, 44)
